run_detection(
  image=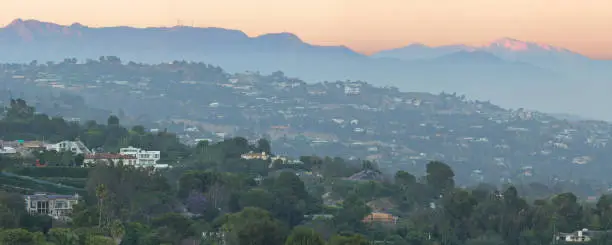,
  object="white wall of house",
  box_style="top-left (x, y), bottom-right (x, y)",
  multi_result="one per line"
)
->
top-left (83, 156), bottom-right (137, 167)
top-left (46, 140), bottom-right (92, 155)
top-left (24, 193), bottom-right (80, 221)
top-left (120, 146), bottom-right (161, 166)
top-left (0, 146), bottom-right (17, 154)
